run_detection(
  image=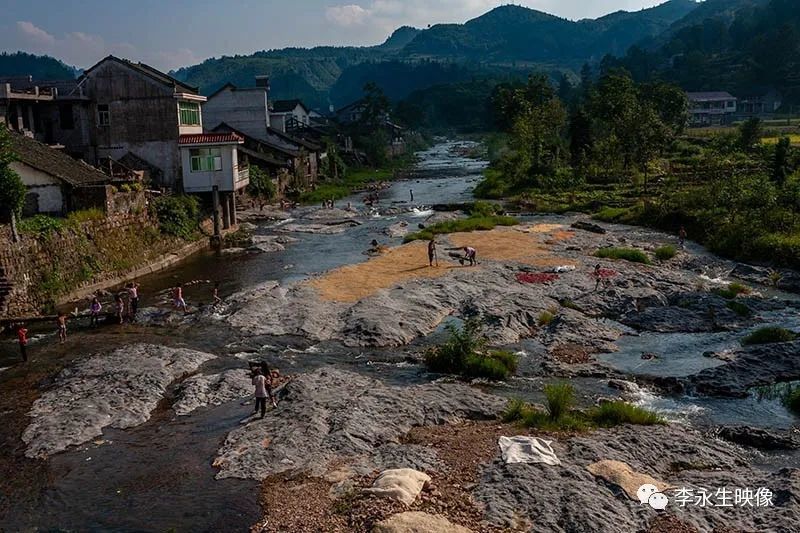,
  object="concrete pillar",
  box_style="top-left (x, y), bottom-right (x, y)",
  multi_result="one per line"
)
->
top-left (27, 105), bottom-right (35, 134)
top-left (211, 186), bottom-right (221, 236)
top-left (221, 193), bottom-right (231, 229)
top-left (229, 193), bottom-right (237, 226)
